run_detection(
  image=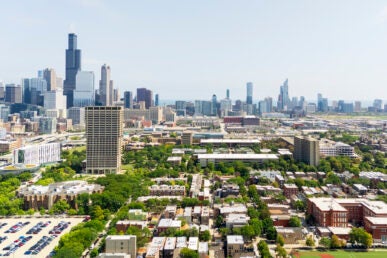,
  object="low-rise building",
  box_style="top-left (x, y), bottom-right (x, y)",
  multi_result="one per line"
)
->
top-left (157, 219), bottom-right (181, 234)
top-left (105, 235), bottom-right (137, 258)
top-left (149, 184), bottom-right (185, 197)
top-left (13, 142), bottom-right (61, 166)
top-left (227, 235), bottom-right (244, 258)
top-left (364, 217), bottom-right (387, 243)
top-left (225, 214), bottom-right (250, 229)
top-left (283, 184), bottom-right (299, 198)
top-left (275, 227), bottom-right (304, 244)
top-left (17, 180), bottom-right (104, 210)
